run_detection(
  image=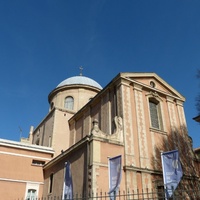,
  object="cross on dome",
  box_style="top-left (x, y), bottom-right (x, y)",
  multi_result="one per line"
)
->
top-left (79, 66), bottom-right (83, 76)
